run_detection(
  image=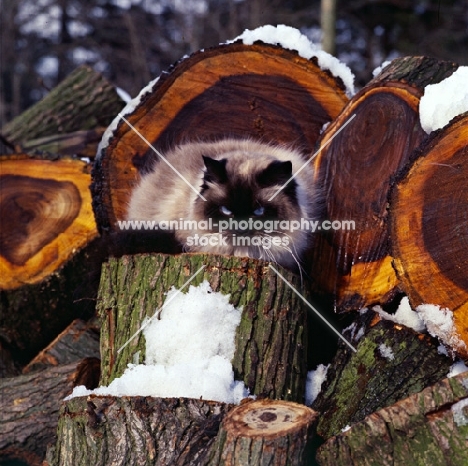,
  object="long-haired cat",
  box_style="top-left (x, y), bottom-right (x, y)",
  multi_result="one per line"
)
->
top-left (125, 139), bottom-right (318, 270)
